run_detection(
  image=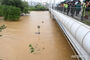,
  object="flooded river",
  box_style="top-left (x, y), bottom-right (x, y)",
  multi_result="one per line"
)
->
top-left (0, 11), bottom-right (77, 60)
